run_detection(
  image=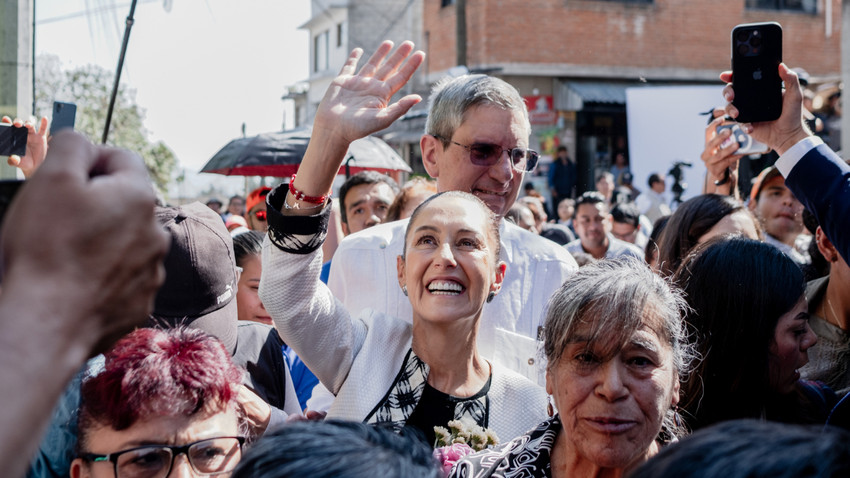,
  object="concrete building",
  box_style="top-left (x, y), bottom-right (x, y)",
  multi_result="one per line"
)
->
top-left (286, 0), bottom-right (429, 172)
top-left (293, 0), bottom-right (428, 122)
